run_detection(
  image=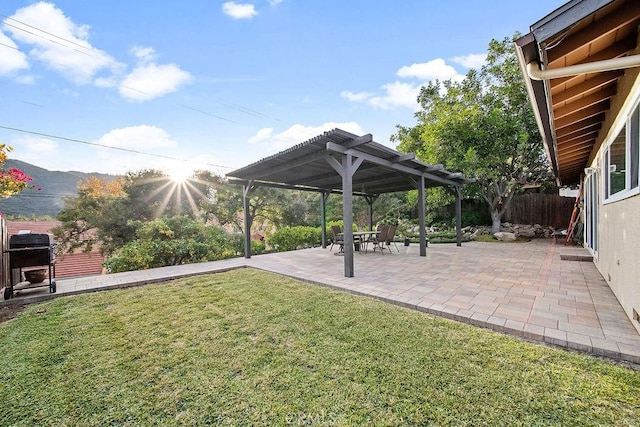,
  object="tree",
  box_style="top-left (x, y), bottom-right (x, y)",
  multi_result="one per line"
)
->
top-left (393, 35), bottom-right (550, 233)
top-left (54, 169), bottom-right (223, 256)
top-left (0, 144), bottom-right (38, 199)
